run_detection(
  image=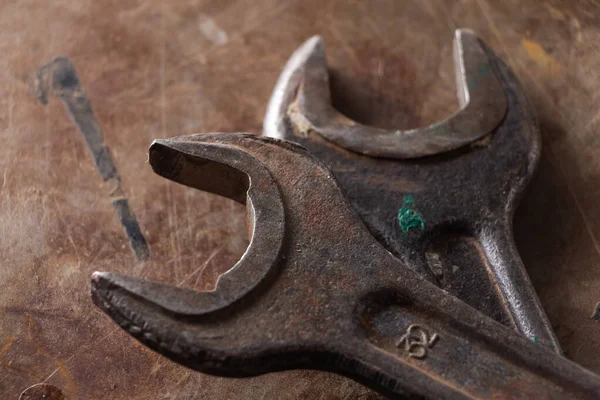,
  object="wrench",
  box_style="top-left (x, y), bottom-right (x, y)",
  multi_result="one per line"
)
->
top-left (92, 133), bottom-right (600, 399)
top-left (264, 29), bottom-right (560, 351)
